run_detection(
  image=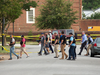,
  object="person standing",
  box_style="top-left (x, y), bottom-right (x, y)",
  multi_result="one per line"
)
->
top-left (78, 31), bottom-right (87, 55)
top-left (8, 35), bottom-right (19, 60)
top-left (49, 31), bottom-right (54, 53)
top-left (85, 34), bottom-right (93, 56)
top-left (53, 33), bottom-right (59, 58)
top-left (38, 33), bottom-right (48, 55)
top-left (67, 33), bottom-right (76, 60)
top-left (20, 35), bottom-right (29, 58)
top-left (60, 31), bottom-right (68, 60)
